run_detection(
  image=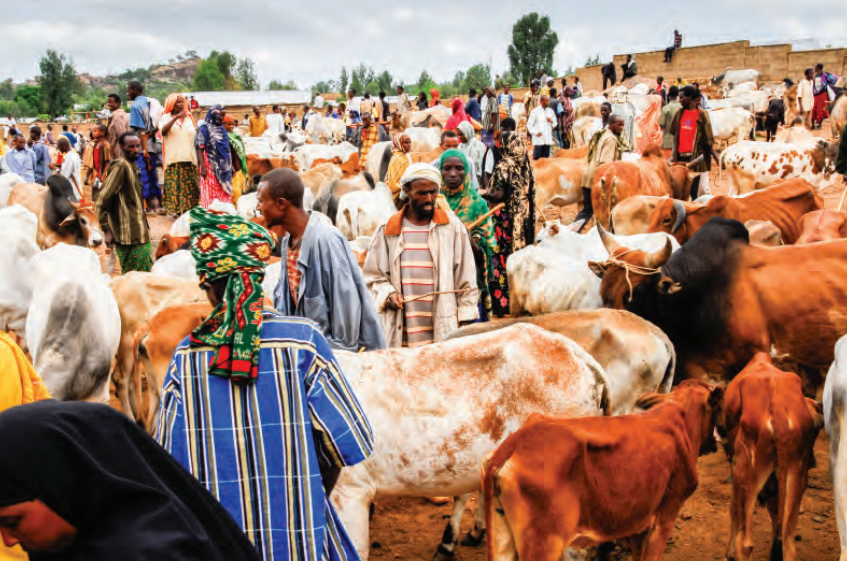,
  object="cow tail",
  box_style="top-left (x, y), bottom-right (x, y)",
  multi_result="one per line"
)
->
top-left (131, 325), bottom-right (151, 428)
top-left (347, 205), bottom-right (360, 239)
top-left (483, 435), bottom-right (521, 561)
top-left (658, 341), bottom-right (677, 394)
